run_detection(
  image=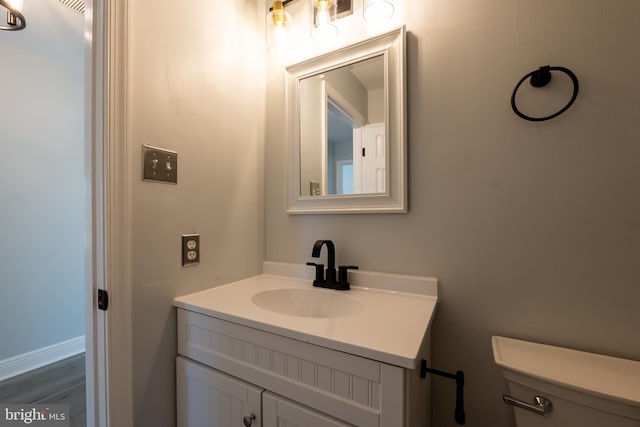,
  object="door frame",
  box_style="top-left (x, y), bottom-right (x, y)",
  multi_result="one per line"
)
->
top-left (85, 0), bottom-right (132, 426)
